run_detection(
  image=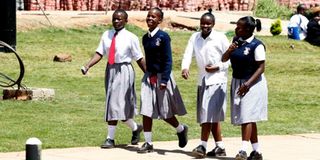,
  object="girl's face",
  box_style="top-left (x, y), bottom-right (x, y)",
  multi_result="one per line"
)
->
top-left (200, 15), bottom-right (214, 36)
top-left (146, 9), bottom-right (162, 31)
top-left (112, 12), bottom-right (127, 31)
top-left (235, 20), bottom-right (248, 38)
